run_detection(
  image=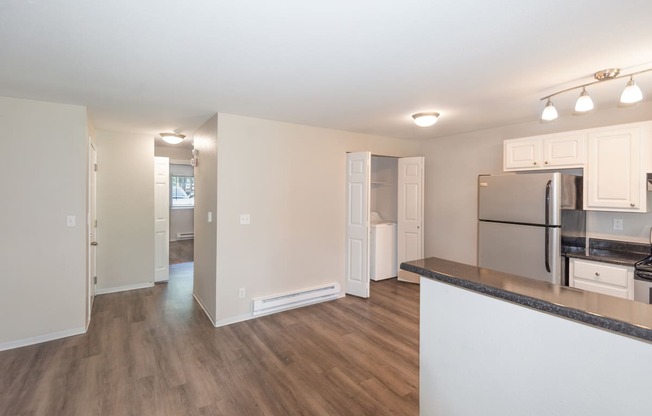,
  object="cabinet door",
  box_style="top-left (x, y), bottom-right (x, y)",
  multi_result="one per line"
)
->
top-left (569, 259), bottom-right (632, 300)
top-left (586, 127), bottom-right (641, 211)
top-left (504, 139), bottom-right (542, 170)
top-left (543, 134), bottom-right (585, 167)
